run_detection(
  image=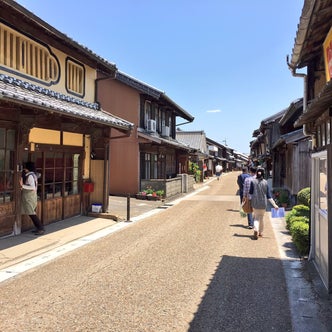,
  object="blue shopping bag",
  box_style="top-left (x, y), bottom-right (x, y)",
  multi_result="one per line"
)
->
top-left (271, 207), bottom-right (285, 218)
